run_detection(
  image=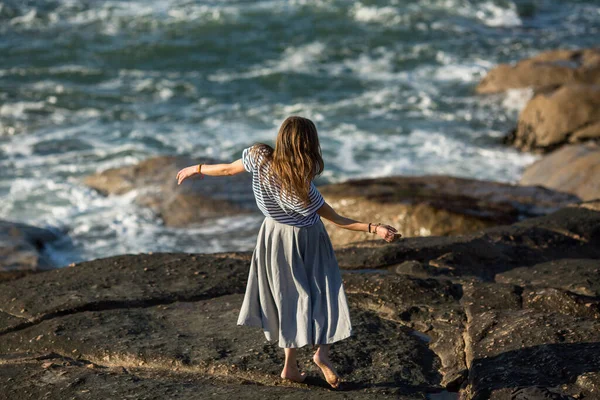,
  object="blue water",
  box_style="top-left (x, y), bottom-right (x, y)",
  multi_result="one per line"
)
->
top-left (1, 0), bottom-right (598, 267)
